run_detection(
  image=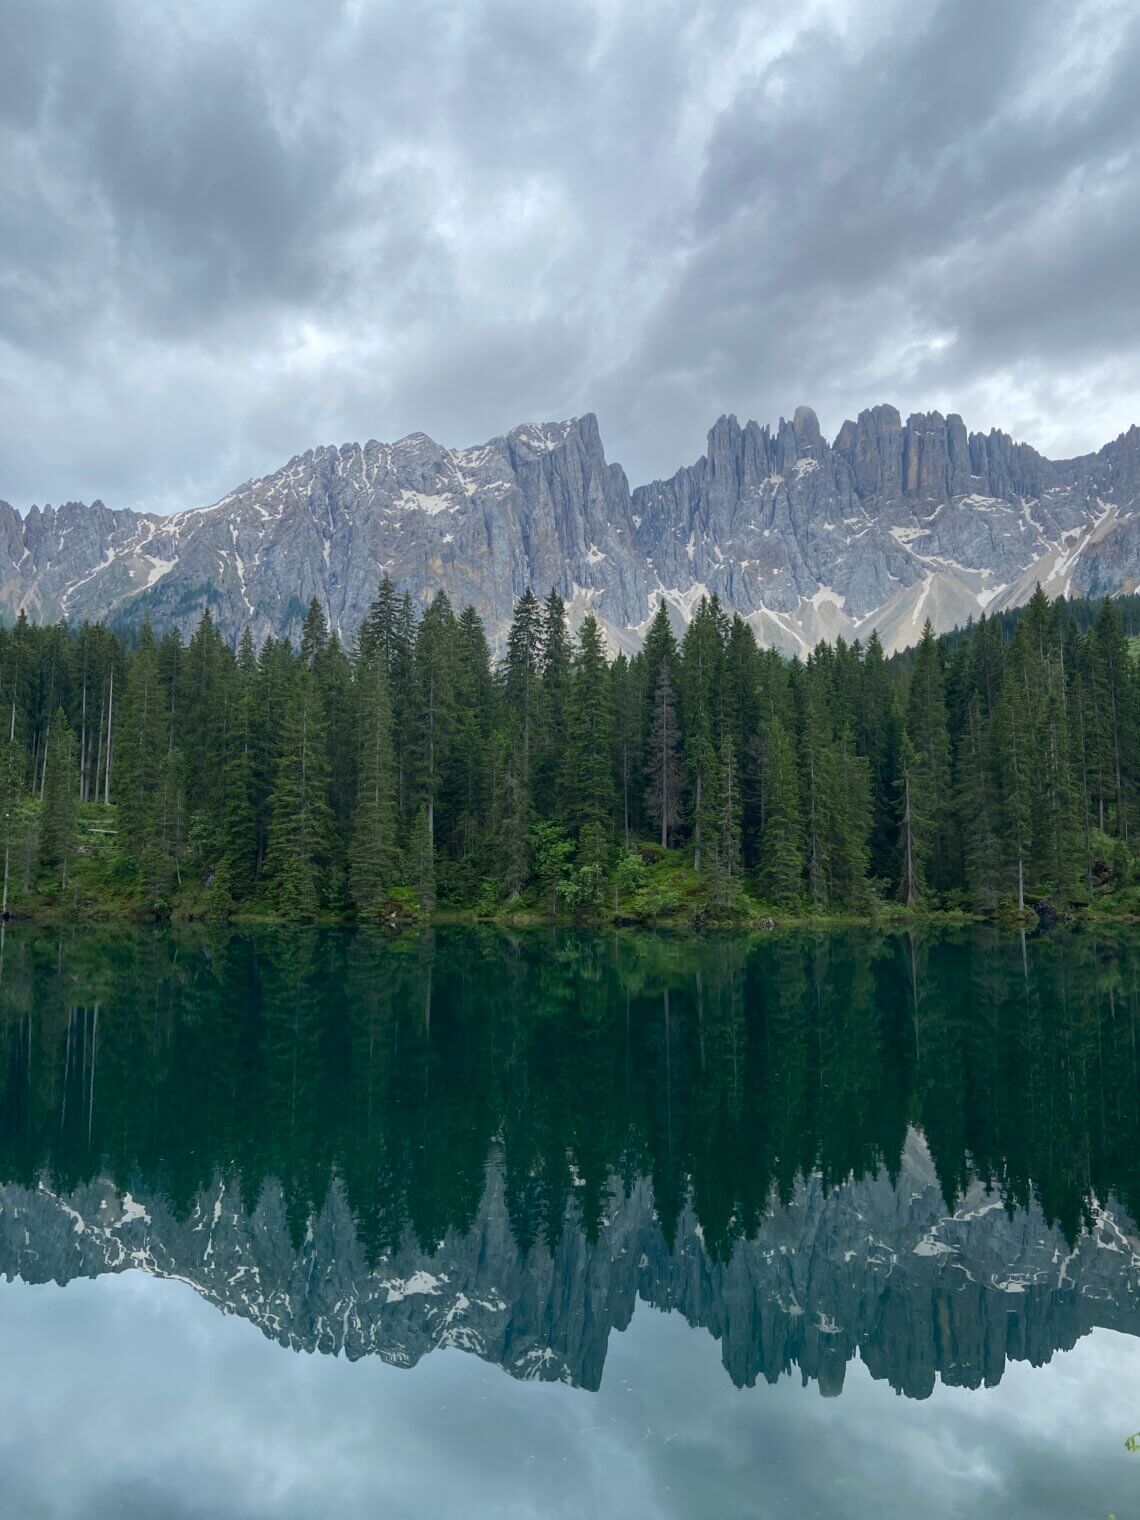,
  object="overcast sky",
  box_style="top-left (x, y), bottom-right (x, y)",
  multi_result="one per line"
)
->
top-left (2, 1273), bottom-right (1137, 1517)
top-left (3, 0), bottom-right (1139, 514)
